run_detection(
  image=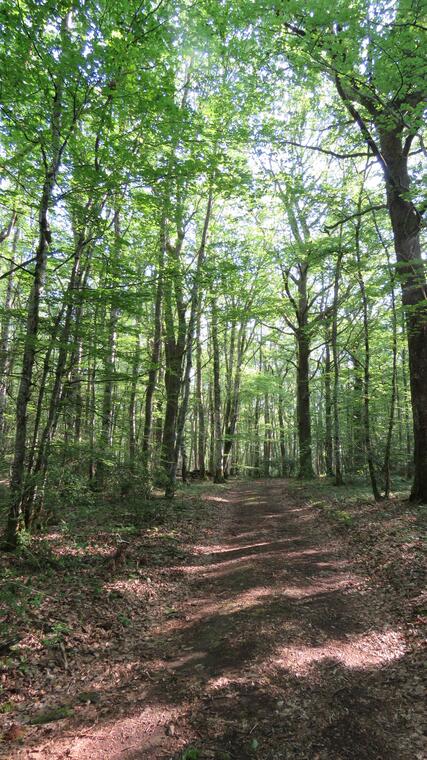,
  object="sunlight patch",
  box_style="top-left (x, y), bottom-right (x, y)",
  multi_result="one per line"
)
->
top-left (274, 629), bottom-right (406, 675)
